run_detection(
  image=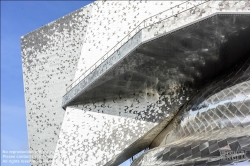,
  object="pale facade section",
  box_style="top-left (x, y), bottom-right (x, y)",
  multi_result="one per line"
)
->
top-left (21, 4), bottom-right (93, 165)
